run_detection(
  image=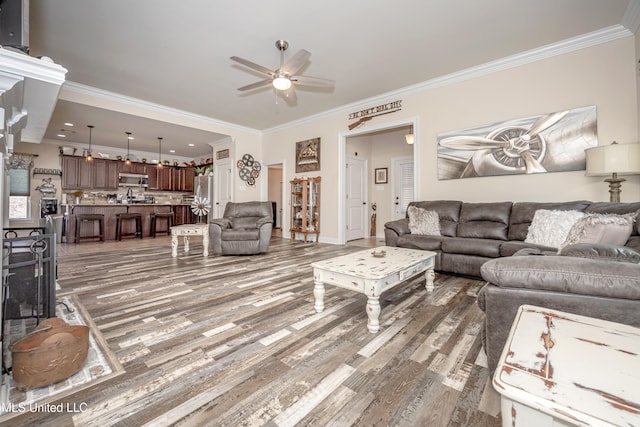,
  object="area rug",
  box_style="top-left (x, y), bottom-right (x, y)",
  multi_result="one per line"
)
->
top-left (0, 295), bottom-right (124, 417)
